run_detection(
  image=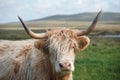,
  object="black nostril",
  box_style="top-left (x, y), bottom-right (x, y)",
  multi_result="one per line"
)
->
top-left (60, 63), bottom-right (64, 68)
